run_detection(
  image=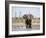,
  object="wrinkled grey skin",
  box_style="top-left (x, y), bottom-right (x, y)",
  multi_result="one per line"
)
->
top-left (23, 15), bottom-right (33, 29)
